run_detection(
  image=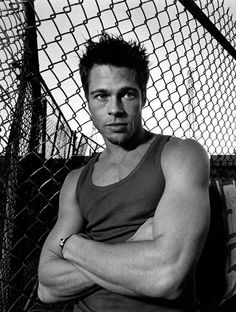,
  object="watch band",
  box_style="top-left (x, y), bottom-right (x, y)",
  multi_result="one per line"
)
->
top-left (60, 235), bottom-right (72, 249)
top-left (60, 233), bottom-right (90, 249)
